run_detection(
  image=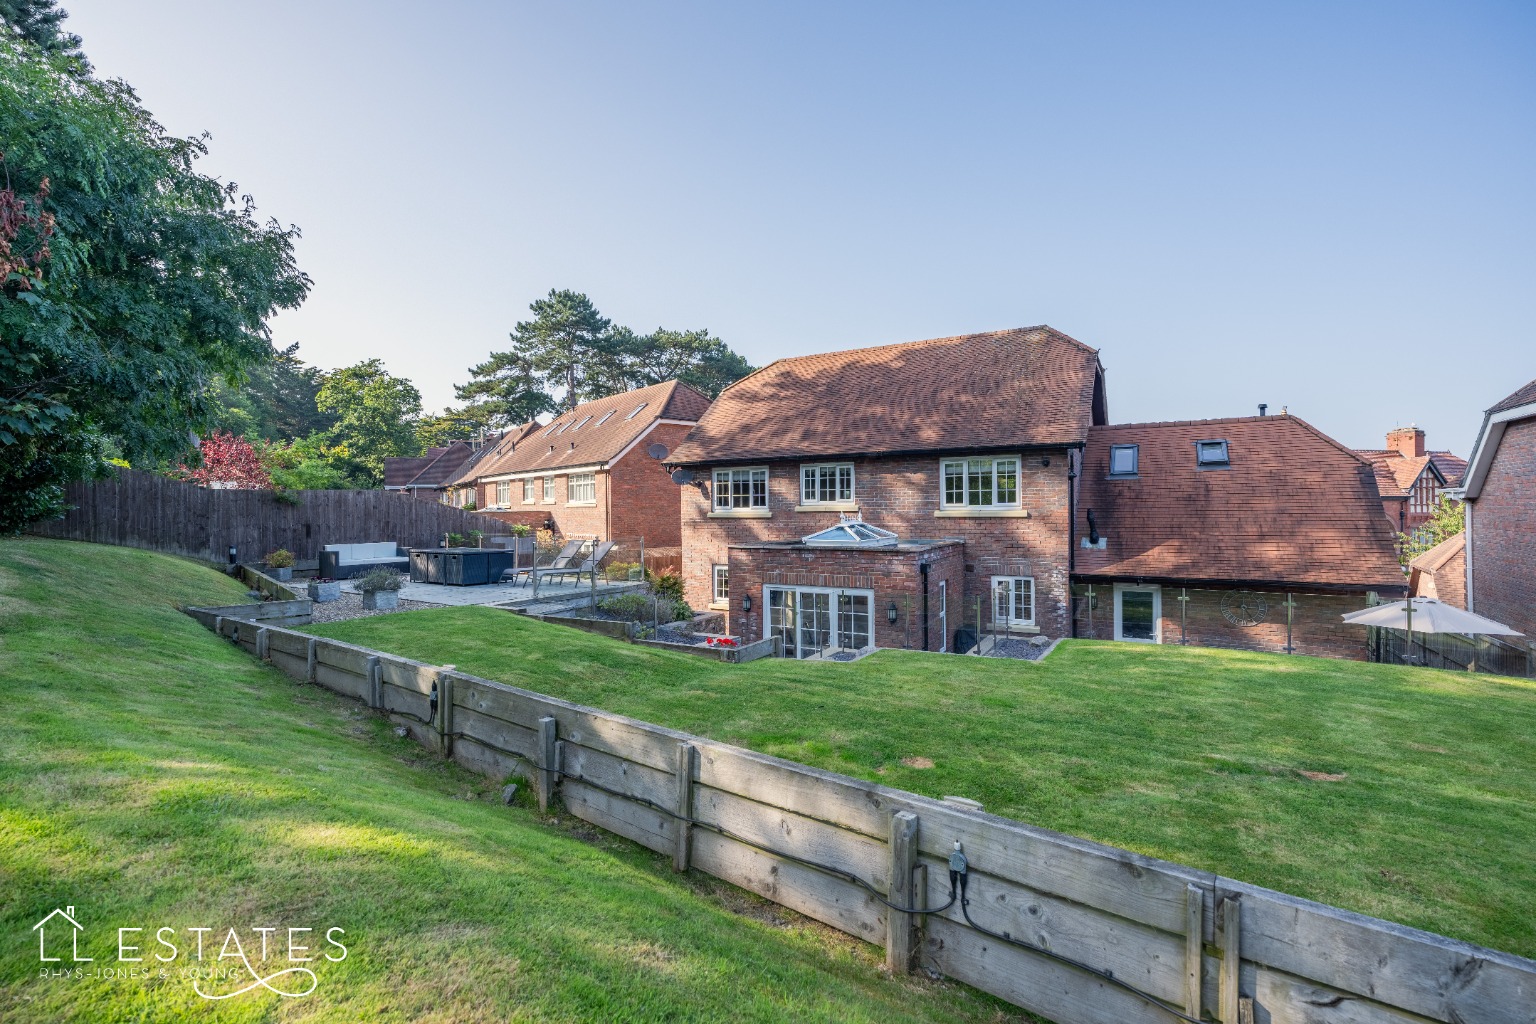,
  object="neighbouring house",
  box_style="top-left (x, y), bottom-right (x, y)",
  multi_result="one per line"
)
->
top-left (1460, 377), bottom-right (1536, 641)
top-left (383, 428), bottom-right (533, 502)
top-left (1407, 532), bottom-right (1466, 607)
top-left (1355, 427), bottom-right (1467, 536)
top-left (667, 327), bottom-right (1108, 657)
top-left (443, 380), bottom-right (711, 549)
top-left (1074, 415), bottom-right (1408, 659)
